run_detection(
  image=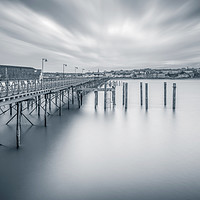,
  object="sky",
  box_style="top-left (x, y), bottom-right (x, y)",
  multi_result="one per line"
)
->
top-left (0, 0), bottom-right (200, 72)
